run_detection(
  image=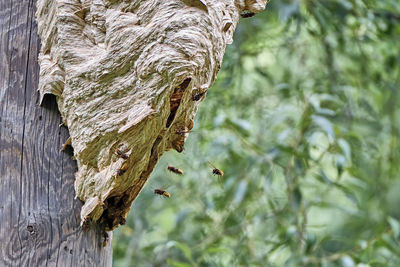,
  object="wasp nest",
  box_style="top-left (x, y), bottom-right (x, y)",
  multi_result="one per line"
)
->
top-left (35, 0), bottom-right (269, 230)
